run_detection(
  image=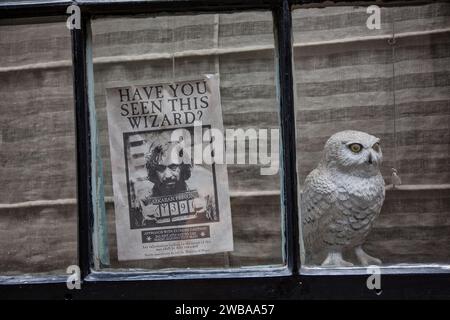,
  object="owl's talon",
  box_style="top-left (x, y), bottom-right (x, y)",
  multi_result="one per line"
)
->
top-left (355, 246), bottom-right (382, 266)
top-left (321, 251), bottom-right (354, 267)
